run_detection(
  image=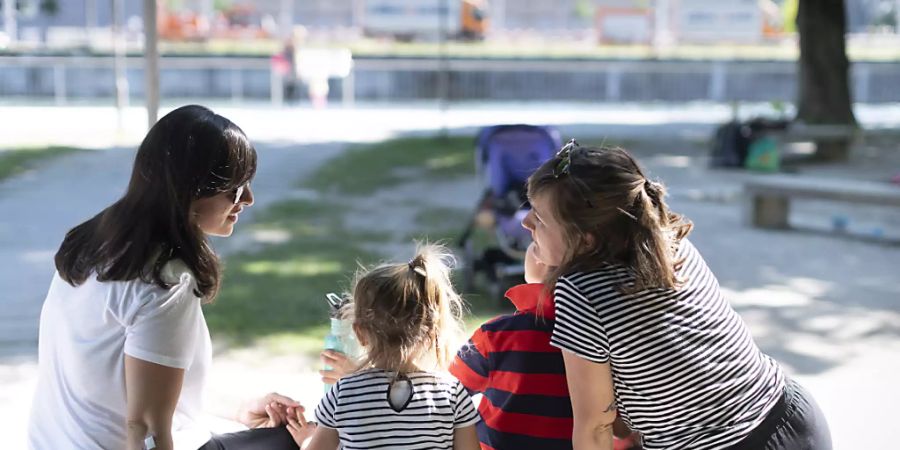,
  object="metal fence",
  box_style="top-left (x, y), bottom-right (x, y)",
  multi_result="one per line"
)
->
top-left (1, 55), bottom-right (898, 104)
